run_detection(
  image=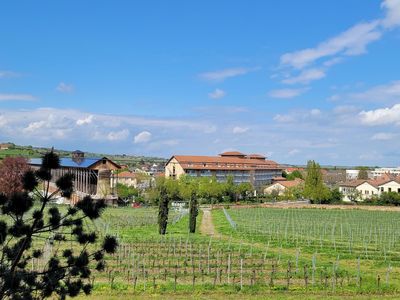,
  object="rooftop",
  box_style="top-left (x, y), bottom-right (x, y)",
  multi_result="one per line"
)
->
top-left (170, 152), bottom-right (281, 171)
top-left (29, 157), bottom-right (118, 169)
